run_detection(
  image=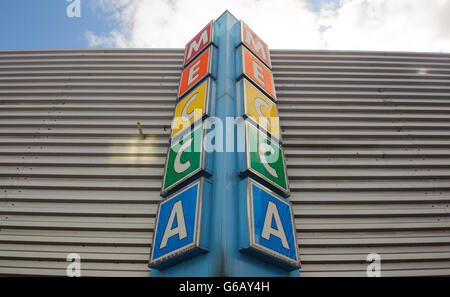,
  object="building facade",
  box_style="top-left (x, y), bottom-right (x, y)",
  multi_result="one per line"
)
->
top-left (0, 48), bottom-right (450, 276)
